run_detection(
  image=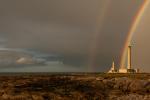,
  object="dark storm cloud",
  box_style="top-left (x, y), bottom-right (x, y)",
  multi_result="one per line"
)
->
top-left (0, 0), bottom-right (144, 71)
